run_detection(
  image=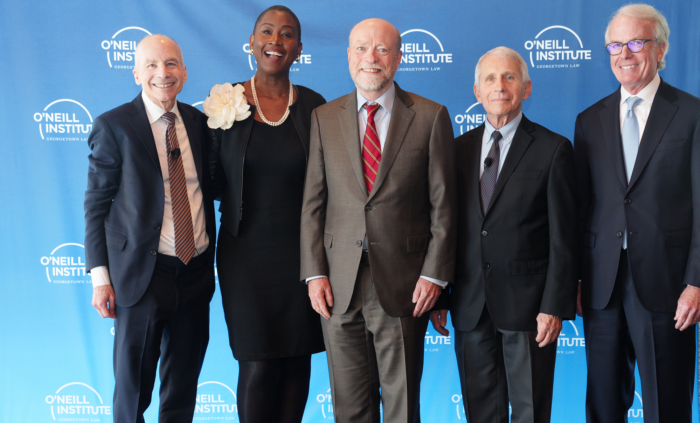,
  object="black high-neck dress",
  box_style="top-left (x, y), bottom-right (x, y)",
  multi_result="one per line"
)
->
top-left (216, 117), bottom-right (324, 360)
